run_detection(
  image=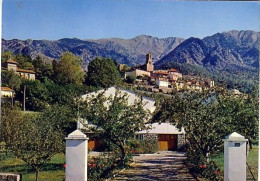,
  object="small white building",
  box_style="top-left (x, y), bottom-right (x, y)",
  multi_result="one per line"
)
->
top-left (156, 78), bottom-right (169, 88)
top-left (1, 87), bottom-right (14, 98)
